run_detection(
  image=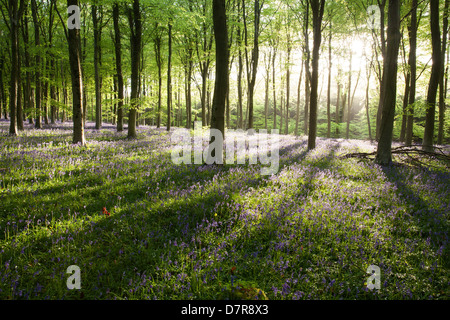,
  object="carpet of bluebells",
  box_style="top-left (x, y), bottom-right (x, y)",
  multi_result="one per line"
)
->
top-left (0, 119), bottom-right (449, 300)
